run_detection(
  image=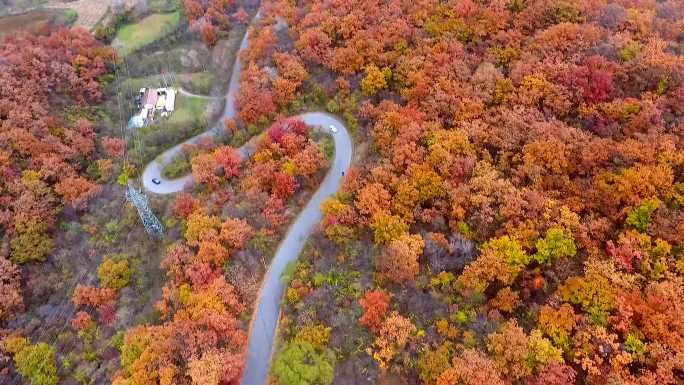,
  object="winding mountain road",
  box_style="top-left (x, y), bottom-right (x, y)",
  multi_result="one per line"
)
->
top-left (241, 113), bottom-right (351, 385)
top-left (139, 16), bottom-right (353, 385)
